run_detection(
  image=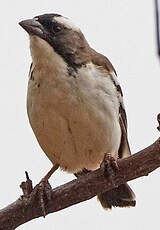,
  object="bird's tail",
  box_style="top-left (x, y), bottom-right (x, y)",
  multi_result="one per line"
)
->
top-left (97, 183), bottom-right (136, 209)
